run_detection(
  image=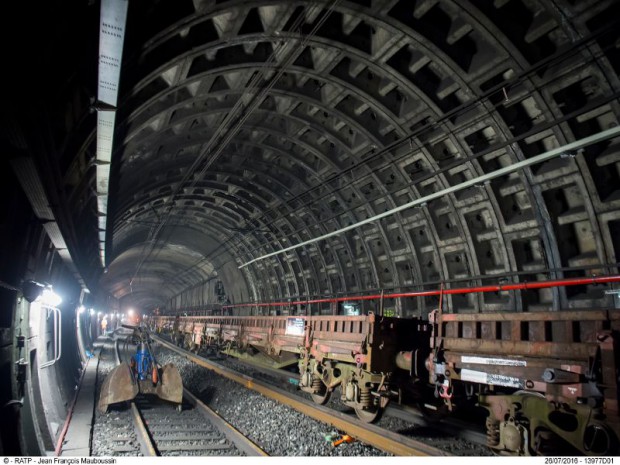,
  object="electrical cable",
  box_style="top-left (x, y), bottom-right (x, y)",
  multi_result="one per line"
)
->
top-left (239, 125), bottom-right (620, 268)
